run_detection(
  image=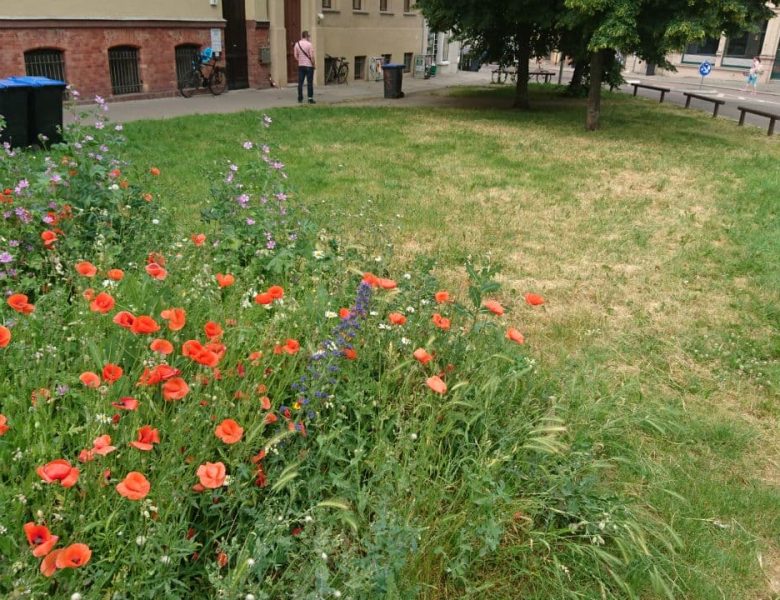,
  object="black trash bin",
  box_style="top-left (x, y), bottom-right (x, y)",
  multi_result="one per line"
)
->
top-left (10, 76), bottom-right (67, 146)
top-left (382, 63), bottom-right (405, 99)
top-left (0, 78), bottom-right (32, 148)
